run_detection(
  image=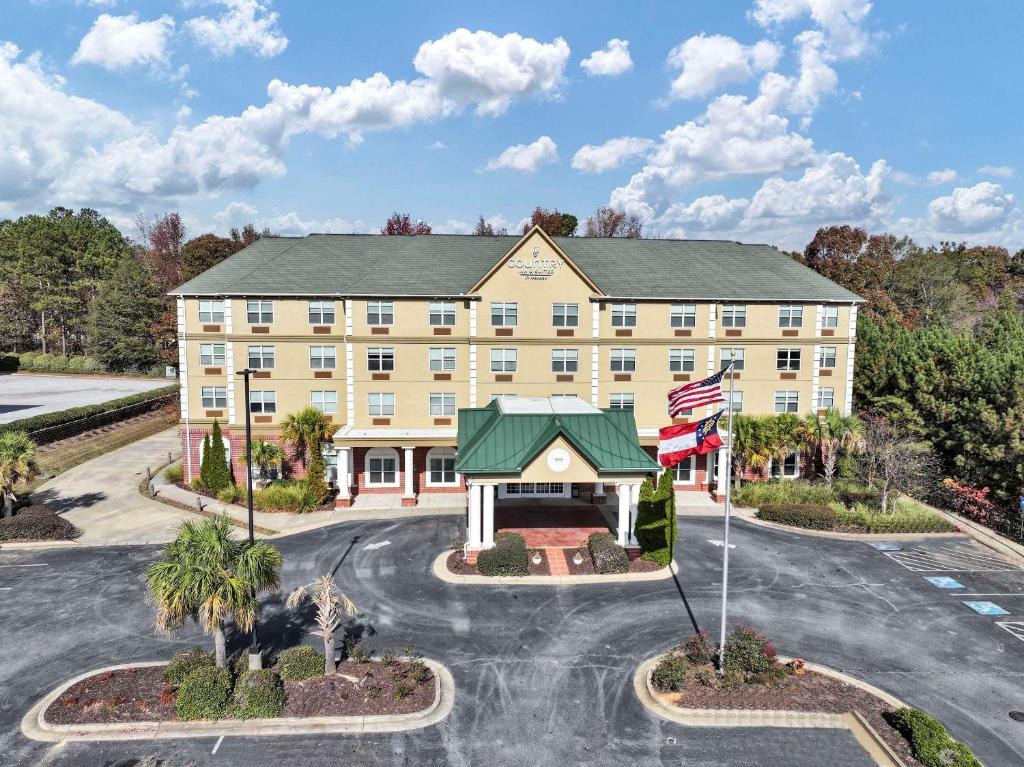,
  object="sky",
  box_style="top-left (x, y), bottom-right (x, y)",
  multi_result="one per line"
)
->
top-left (3, 0), bottom-right (1023, 250)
